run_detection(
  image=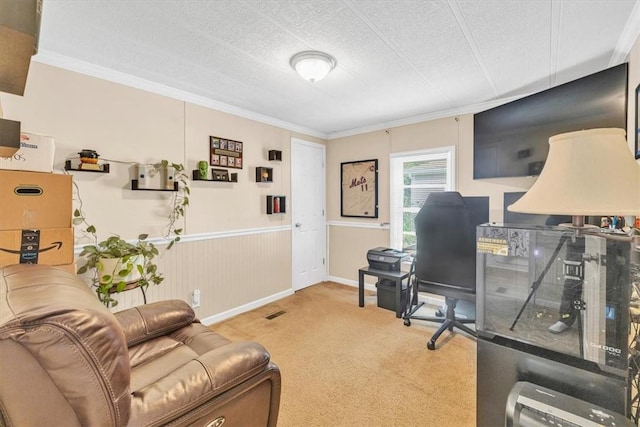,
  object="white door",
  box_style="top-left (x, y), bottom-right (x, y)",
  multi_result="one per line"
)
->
top-left (291, 138), bottom-right (326, 291)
